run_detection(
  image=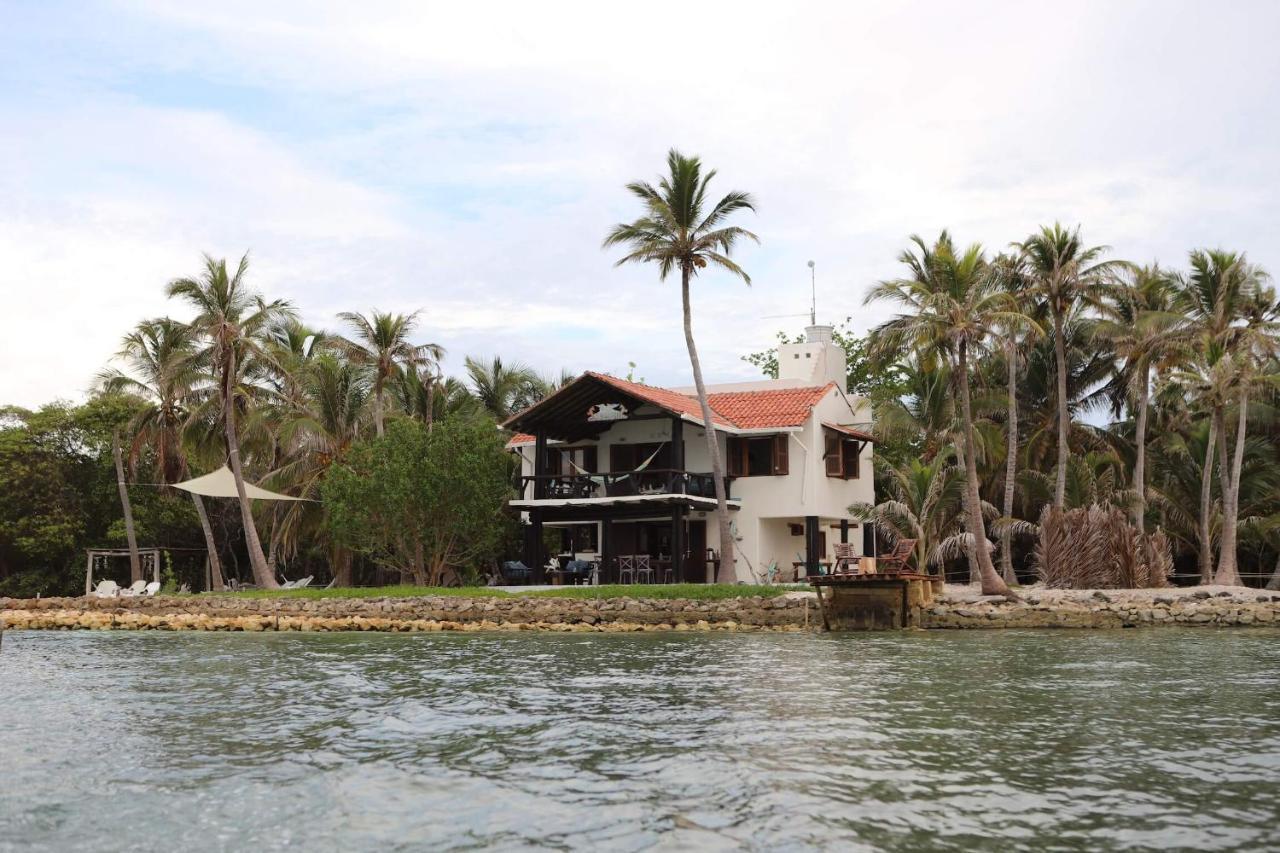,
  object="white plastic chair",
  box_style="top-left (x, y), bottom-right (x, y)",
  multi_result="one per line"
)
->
top-left (92, 580), bottom-right (120, 598)
top-left (118, 580), bottom-right (148, 597)
top-left (143, 581), bottom-right (161, 596)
